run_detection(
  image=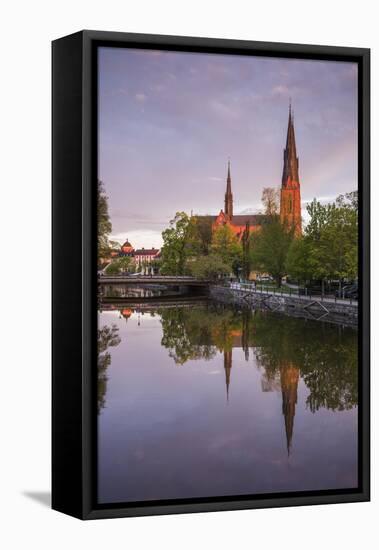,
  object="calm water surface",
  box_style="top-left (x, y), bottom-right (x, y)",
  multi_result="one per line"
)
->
top-left (97, 302), bottom-right (358, 504)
